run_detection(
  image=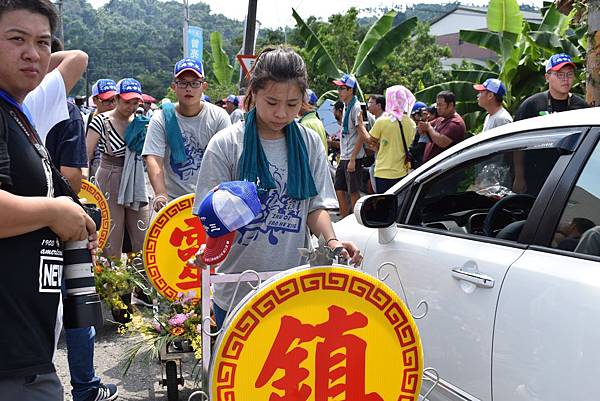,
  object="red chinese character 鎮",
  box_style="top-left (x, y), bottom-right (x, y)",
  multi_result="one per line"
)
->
top-left (255, 305), bottom-right (383, 401)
